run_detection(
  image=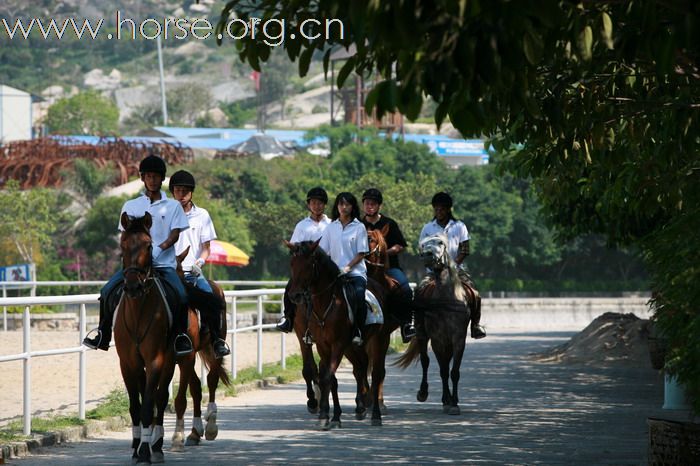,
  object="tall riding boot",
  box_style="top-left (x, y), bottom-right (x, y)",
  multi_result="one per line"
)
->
top-left (276, 292), bottom-right (296, 333)
top-left (174, 306), bottom-right (194, 356)
top-left (352, 302), bottom-right (367, 346)
top-left (209, 305), bottom-right (230, 359)
top-left (470, 295), bottom-right (486, 339)
top-left (83, 298), bottom-right (113, 351)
